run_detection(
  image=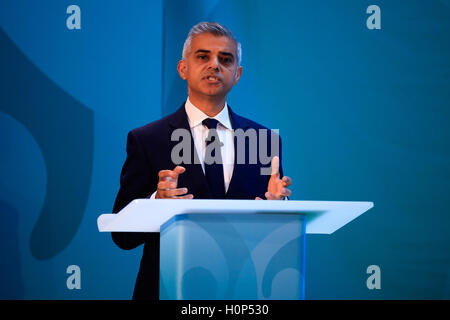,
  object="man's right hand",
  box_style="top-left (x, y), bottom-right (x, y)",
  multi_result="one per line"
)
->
top-left (155, 166), bottom-right (194, 199)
